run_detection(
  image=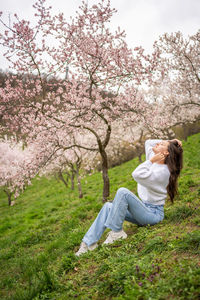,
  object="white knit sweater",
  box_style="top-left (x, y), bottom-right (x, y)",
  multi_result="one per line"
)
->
top-left (132, 140), bottom-right (170, 206)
